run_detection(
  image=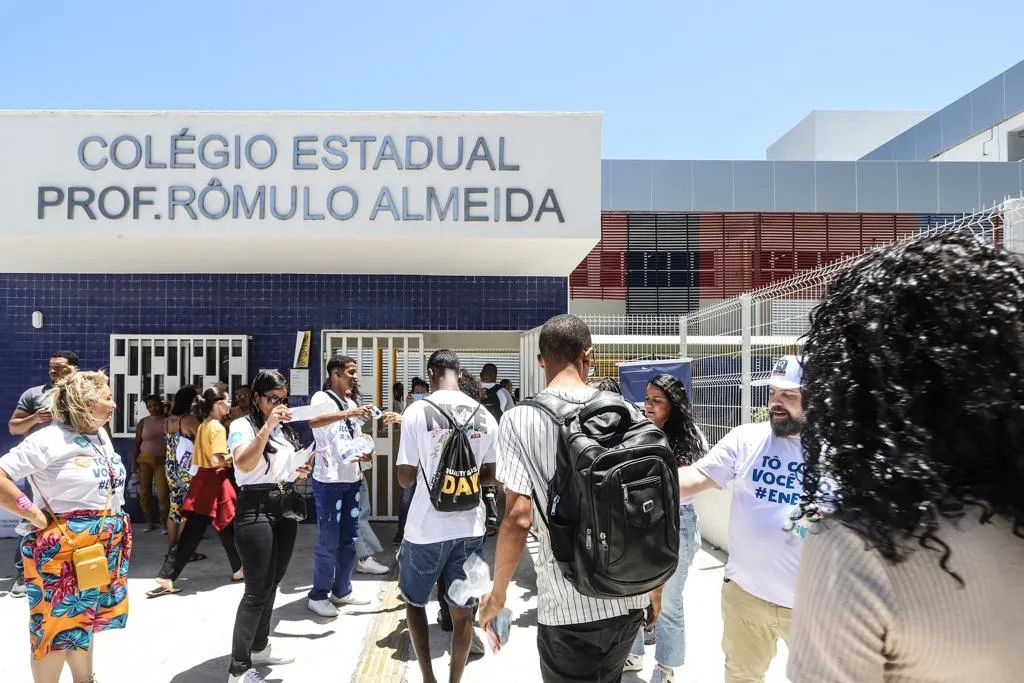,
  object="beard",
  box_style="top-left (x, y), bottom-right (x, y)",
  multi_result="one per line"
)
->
top-left (770, 411), bottom-right (802, 437)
